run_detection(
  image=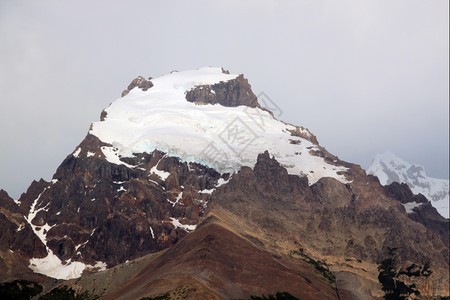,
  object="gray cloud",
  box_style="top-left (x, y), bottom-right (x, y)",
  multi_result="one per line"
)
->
top-left (1, 0), bottom-right (448, 199)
